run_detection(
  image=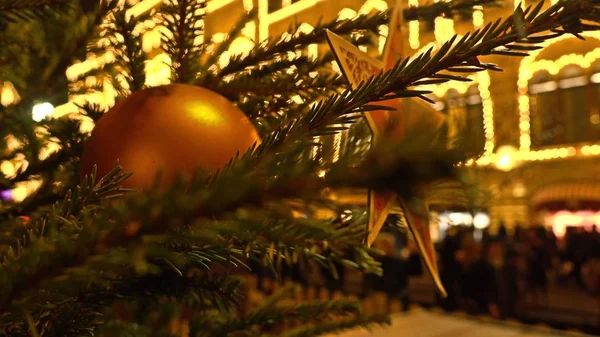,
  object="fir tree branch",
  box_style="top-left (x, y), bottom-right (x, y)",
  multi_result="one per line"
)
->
top-left (243, 0), bottom-right (599, 162)
top-left (216, 12), bottom-right (384, 77)
top-left (0, 164), bottom-right (130, 264)
top-left (277, 314), bottom-right (390, 337)
top-left (0, 0), bottom-right (72, 27)
top-left (112, 8), bottom-right (147, 92)
top-left (404, 0), bottom-right (502, 21)
top-left (160, 0), bottom-right (207, 83)
top-left (1, 0), bottom-right (598, 323)
top-left (216, 0), bottom-right (506, 78)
